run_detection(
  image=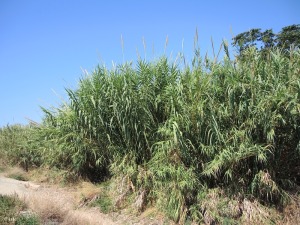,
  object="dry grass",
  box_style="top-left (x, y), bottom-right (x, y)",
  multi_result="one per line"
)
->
top-left (63, 208), bottom-right (115, 225)
top-left (0, 166), bottom-right (30, 182)
top-left (73, 181), bottom-right (101, 203)
top-left (0, 160), bottom-right (8, 172)
top-left (24, 189), bottom-right (73, 223)
top-left (240, 194), bottom-right (300, 225)
top-left (240, 198), bottom-right (279, 224)
top-left (23, 187), bottom-right (153, 225)
top-left (280, 195), bottom-right (300, 225)
top-left (2, 166), bottom-right (26, 176)
top-left (7, 165), bottom-right (298, 224)
top-left (20, 176), bottom-right (123, 225)
top-left (23, 186), bottom-right (116, 225)
top-left (28, 166), bottom-right (80, 185)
